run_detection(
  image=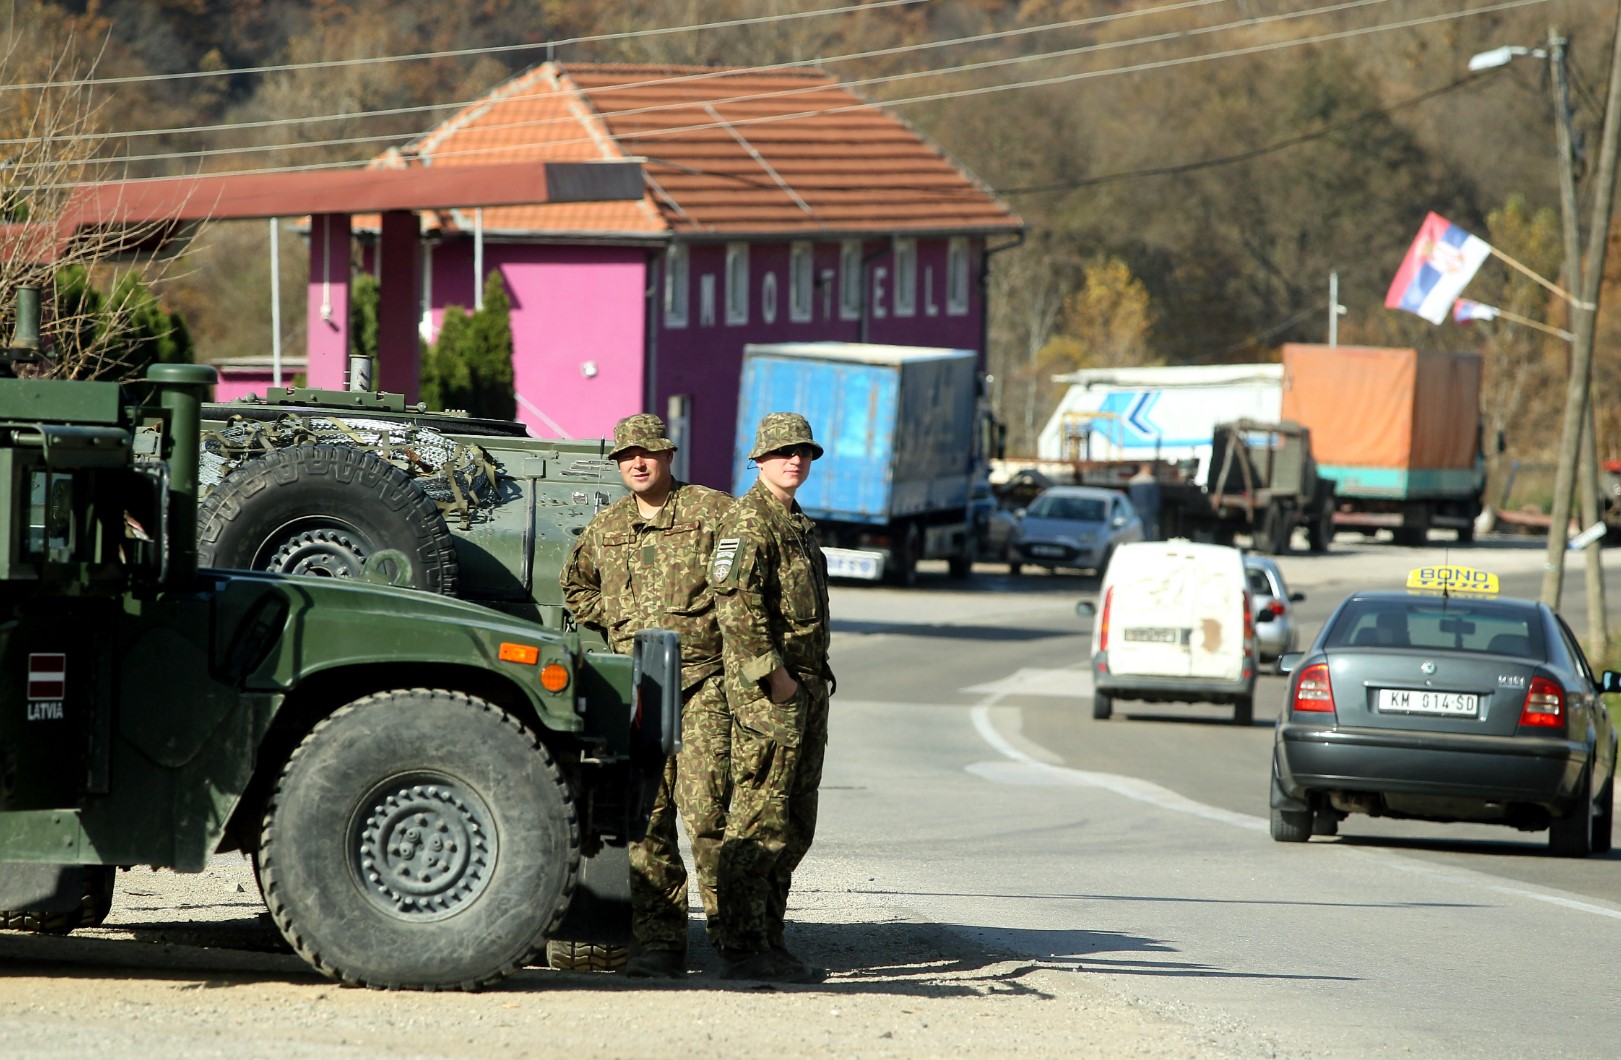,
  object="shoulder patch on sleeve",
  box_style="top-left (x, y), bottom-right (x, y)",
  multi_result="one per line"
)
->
top-left (710, 538), bottom-right (741, 582)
